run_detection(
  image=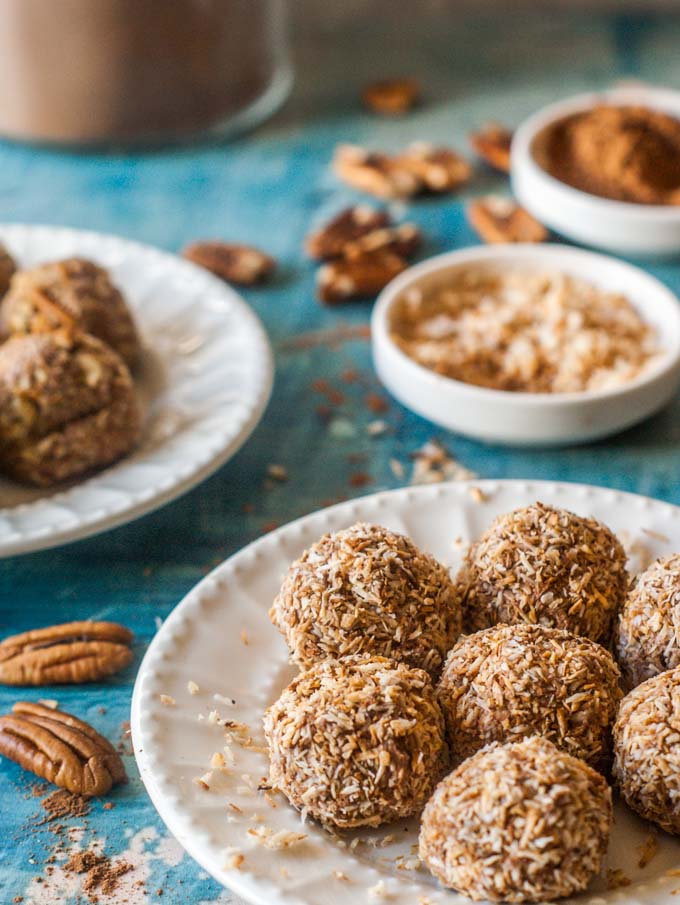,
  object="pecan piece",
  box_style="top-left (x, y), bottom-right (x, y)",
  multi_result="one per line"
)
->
top-left (305, 206), bottom-right (390, 260)
top-left (0, 701), bottom-right (126, 796)
top-left (333, 145), bottom-right (421, 199)
top-left (467, 196), bottom-right (548, 243)
top-left (182, 241), bottom-right (276, 286)
top-left (317, 251), bottom-right (406, 304)
top-left (0, 621), bottom-right (133, 686)
top-left (397, 143), bottom-right (472, 193)
top-left (343, 223), bottom-right (422, 260)
top-left (469, 123), bottom-right (513, 173)
top-left (362, 78), bottom-right (421, 116)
